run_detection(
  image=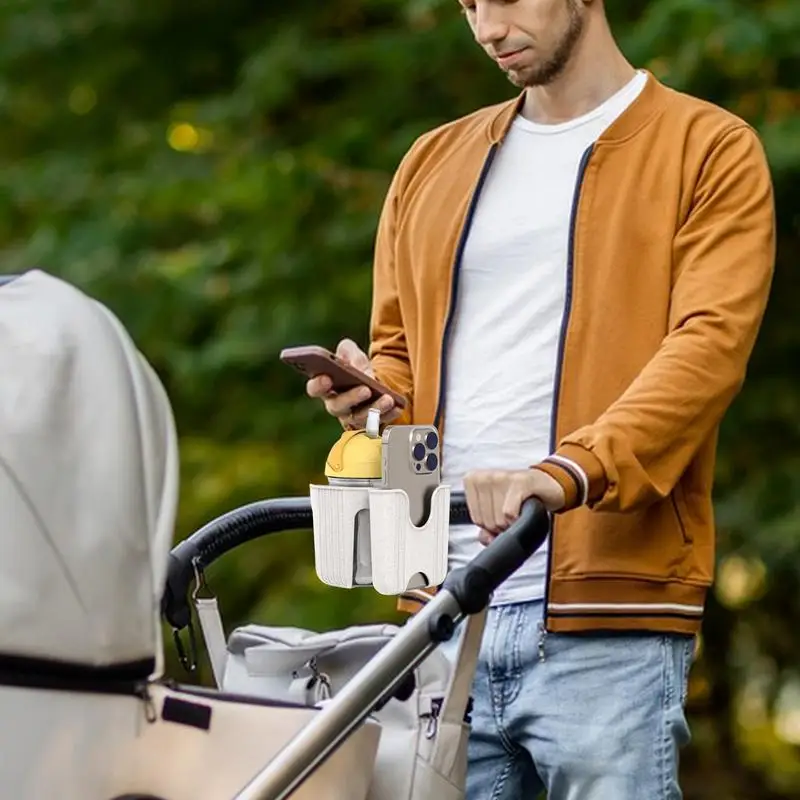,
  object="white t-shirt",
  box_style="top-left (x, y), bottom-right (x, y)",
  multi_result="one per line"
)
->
top-left (442, 70), bottom-right (648, 606)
